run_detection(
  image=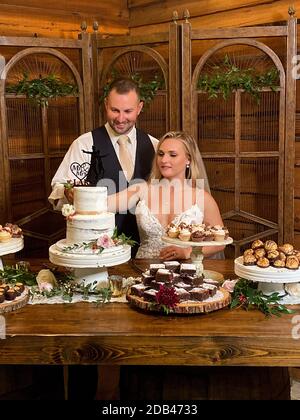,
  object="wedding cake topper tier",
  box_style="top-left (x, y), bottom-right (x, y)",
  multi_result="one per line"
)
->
top-left (73, 186), bottom-right (107, 214)
top-left (62, 186), bottom-right (115, 246)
